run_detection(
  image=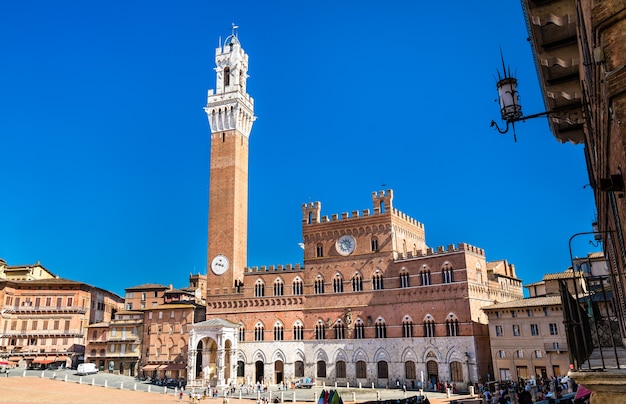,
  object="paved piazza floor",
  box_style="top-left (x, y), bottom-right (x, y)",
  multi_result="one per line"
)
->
top-left (0, 369), bottom-right (464, 404)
